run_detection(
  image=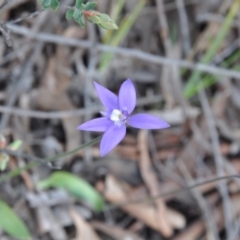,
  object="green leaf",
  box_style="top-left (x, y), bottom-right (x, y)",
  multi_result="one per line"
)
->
top-left (84, 2), bottom-right (97, 10)
top-left (50, 0), bottom-right (59, 11)
top-left (38, 171), bottom-right (104, 211)
top-left (98, 13), bottom-right (118, 30)
top-left (39, 0), bottom-right (59, 10)
top-left (0, 153), bottom-right (9, 171)
top-left (0, 199), bottom-right (31, 239)
top-left (8, 140), bottom-right (22, 151)
top-left (85, 11), bottom-right (101, 24)
top-left (66, 9), bottom-right (74, 20)
top-left (75, 0), bottom-right (84, 9)
top-left (102, 0), bottom-right (125, 43)
top-left (42, 0), bottom-right (51, 9)
top-left (73, 10), bottom-right (85, 28)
